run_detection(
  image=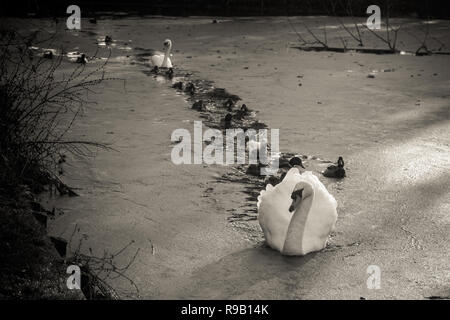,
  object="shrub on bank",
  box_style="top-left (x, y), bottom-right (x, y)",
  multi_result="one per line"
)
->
top-left (0, 28), bottom-right (108, 193)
